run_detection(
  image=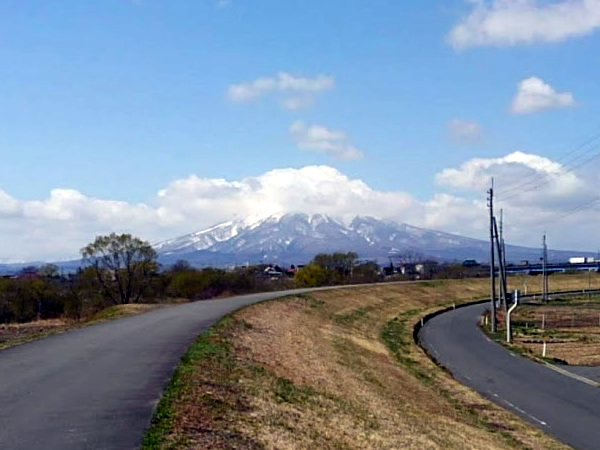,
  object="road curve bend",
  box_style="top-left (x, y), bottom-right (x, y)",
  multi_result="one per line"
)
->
top-left (0, 288), bottom-right (318, 450)
top-left (419, 303), bottom-right (600, 450)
